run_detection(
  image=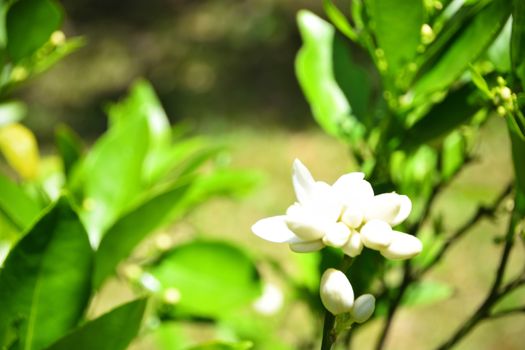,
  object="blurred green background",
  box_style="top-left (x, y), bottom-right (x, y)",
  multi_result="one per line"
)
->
top-left (12, 0), bottom-right (524, 349)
